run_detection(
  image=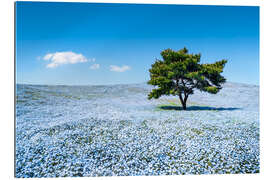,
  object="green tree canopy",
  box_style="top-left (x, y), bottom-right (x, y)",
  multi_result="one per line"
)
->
top-left (148, 47), bottom-right (227, 110)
